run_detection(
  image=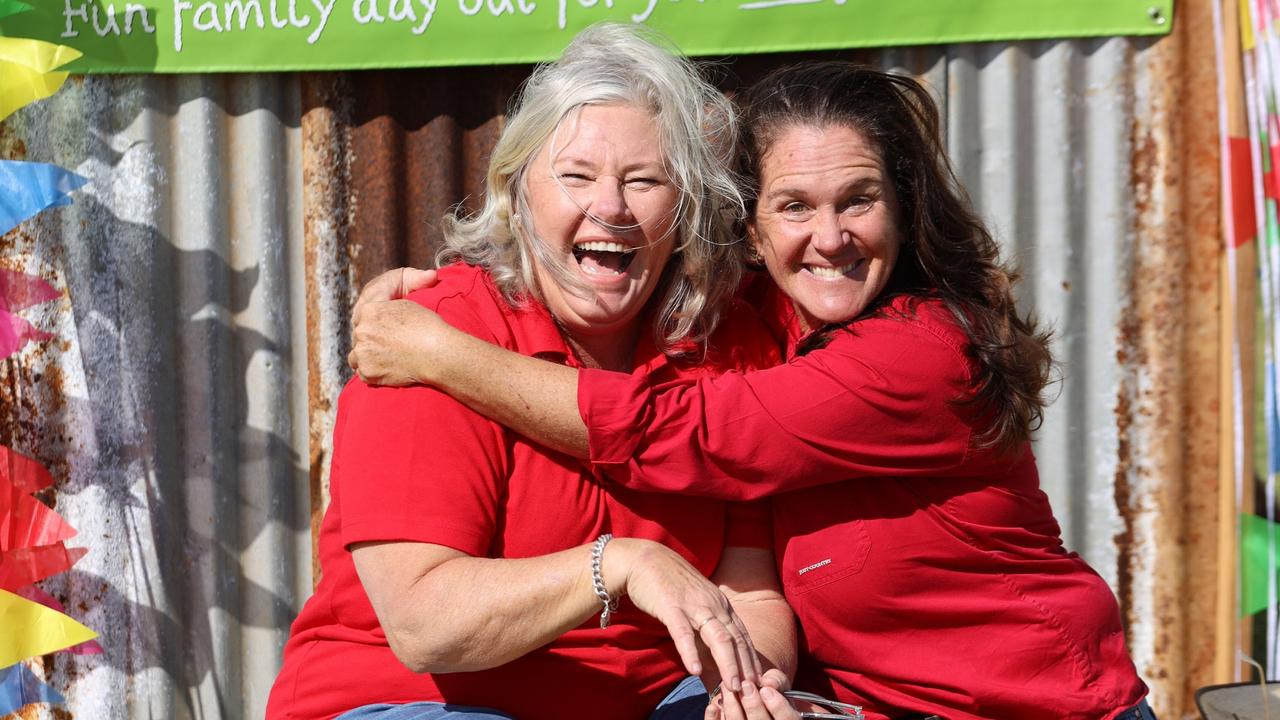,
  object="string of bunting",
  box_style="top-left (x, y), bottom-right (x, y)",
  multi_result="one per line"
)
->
top-left (0, 1), bottom-right (96, 713)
